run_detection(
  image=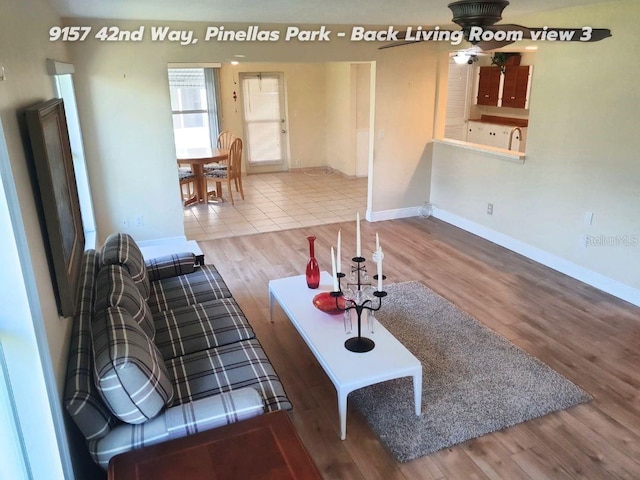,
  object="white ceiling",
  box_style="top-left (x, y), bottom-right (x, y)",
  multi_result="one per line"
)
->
top-left (48, 0), bottom-right (609, 25)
